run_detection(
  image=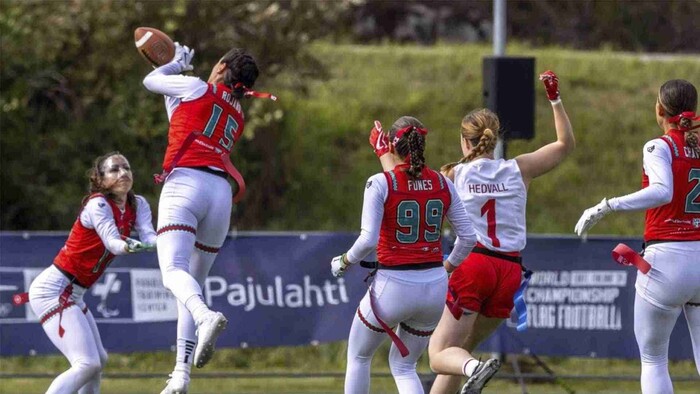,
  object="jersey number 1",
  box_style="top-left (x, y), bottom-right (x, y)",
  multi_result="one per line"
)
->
top-left (481, 199), bottom-right (501, 247)
top-left (203, 104), bottom-right (239, 151)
